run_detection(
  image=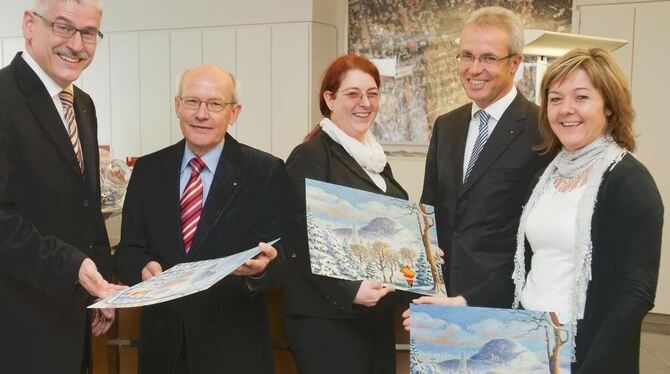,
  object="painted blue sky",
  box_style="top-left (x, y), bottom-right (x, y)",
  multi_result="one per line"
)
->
top-left (410, 304), bottom-right (572, 363)
top-left (305, 179), bottom-right (437, 240)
